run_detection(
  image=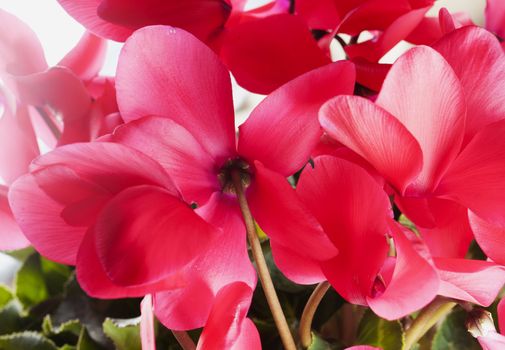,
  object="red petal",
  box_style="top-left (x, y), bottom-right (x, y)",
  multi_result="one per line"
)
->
top-left (320, 95), bottom-right (422, 194)
top-left (220, 14), bottom-right (330, 94)
top-left (247, 161), bottom-right (338, 262)
top-left (238, 61), bottom-right (355, 176)
top-left (116, 26), bottom-right (235, 162)
top-left (113, 116), bottom-right (219, 206)
top-left (154, 192), bottom-right (256, 330)
top-left (353, 59), bottom-right (391, 92)
top-left (486, 0), bottom-right (505, 39)
top-left (58, 32), bottom-right (107, 81)
top-left (435, 258), bottom-right (505, 306)
top-left (377, 46), bottom-right (466, 194)
top-left (367, 223), bottom-right (439, 320)
top-left (468, 212), bottom-right (505, 266)
top-left (0, 186), bottom-right (30, 251)
top-left (436, 119), bottom-right (505, 226)
top-left (94, 185), bottom-right (219, 286)
top-left (295, 0), bottom-right (341, 30)
top-left (300, 156), bottom-right (390, 305)
top-left (196, 282), bottom-right (258, 350)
